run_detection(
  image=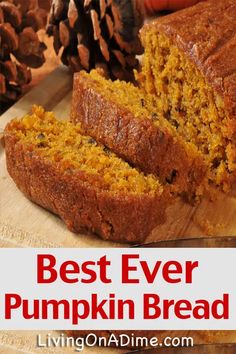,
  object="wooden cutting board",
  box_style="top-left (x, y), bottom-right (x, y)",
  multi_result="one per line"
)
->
top-left (0, 66), bottom-right (236, 353)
